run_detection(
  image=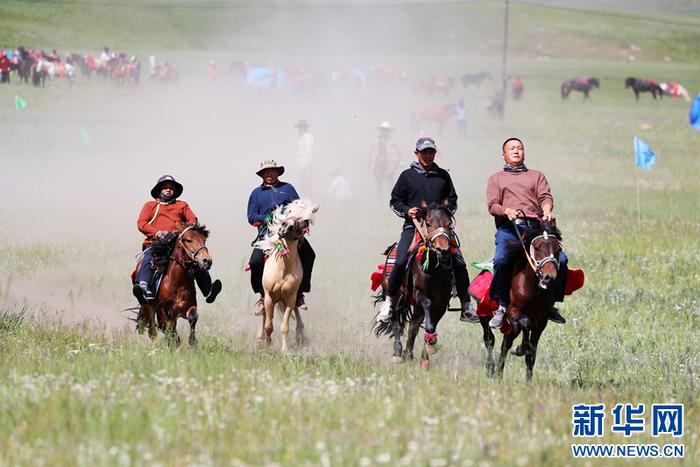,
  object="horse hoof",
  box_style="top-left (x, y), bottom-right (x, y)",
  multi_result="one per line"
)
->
top-left (420, 359), bottom-right (431, 370)
top-left (511, 345), bottom-right (526, 357)
top-left (391, 356), bottom-right (404, 364)
top-left (424, 343), bottom-right (437, 355)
